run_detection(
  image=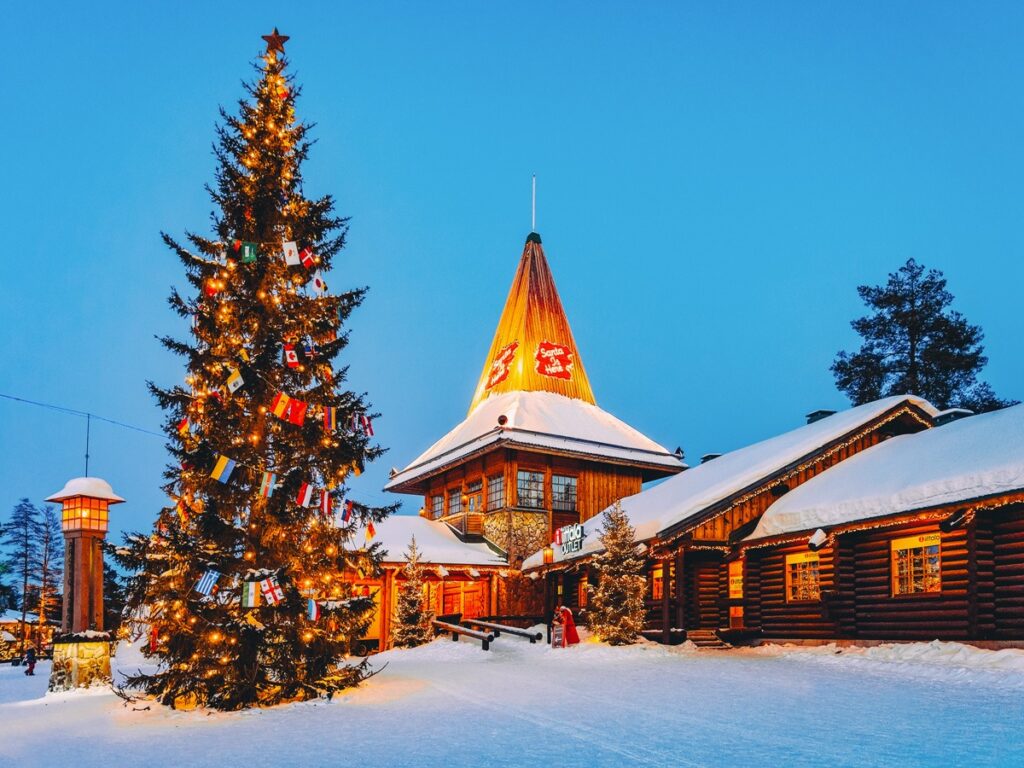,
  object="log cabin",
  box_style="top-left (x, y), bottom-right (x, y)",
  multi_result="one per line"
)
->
top-left (385, 231), bottom-right (683, 568)
top-left (522, 395), bottom-right (941, 643)
top-left (350, 515), bottom-right (506, 653)
top-left (740, 403), bottom-right (1024, 643)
